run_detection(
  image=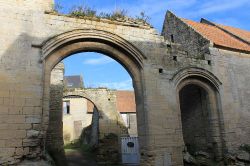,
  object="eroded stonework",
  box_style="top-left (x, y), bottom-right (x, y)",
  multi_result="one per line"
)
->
top-left (0, 1), bottom-right (250, 166)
